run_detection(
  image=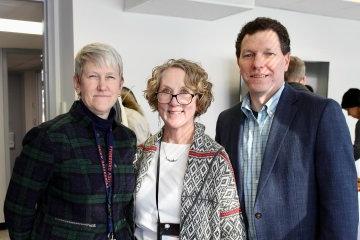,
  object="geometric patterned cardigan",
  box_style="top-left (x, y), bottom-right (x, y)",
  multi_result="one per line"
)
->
top-left (135, 122), bottom-right (247, 239)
